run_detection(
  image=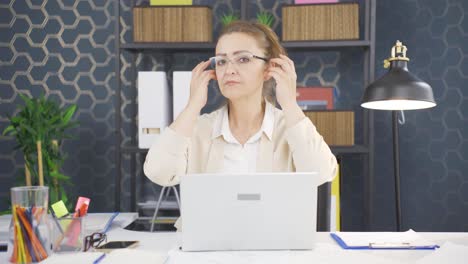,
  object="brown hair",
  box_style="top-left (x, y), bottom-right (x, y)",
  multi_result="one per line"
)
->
top-left (217, 20), bottom-right (287, 104)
